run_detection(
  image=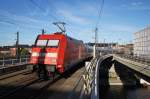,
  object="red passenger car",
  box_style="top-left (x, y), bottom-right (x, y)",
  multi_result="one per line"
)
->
top-left (30, 32), bottom-right (88, 79)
